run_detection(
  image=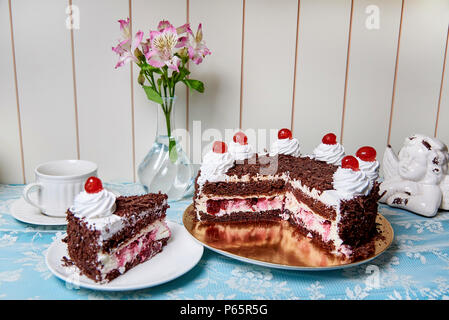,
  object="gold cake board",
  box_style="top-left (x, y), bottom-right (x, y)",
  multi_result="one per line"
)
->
top-left (183, 204), bottom-right (393, 270)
